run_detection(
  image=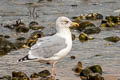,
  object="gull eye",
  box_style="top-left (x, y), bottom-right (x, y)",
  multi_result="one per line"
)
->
top-left (65, 21), bottom-right (69, 24)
